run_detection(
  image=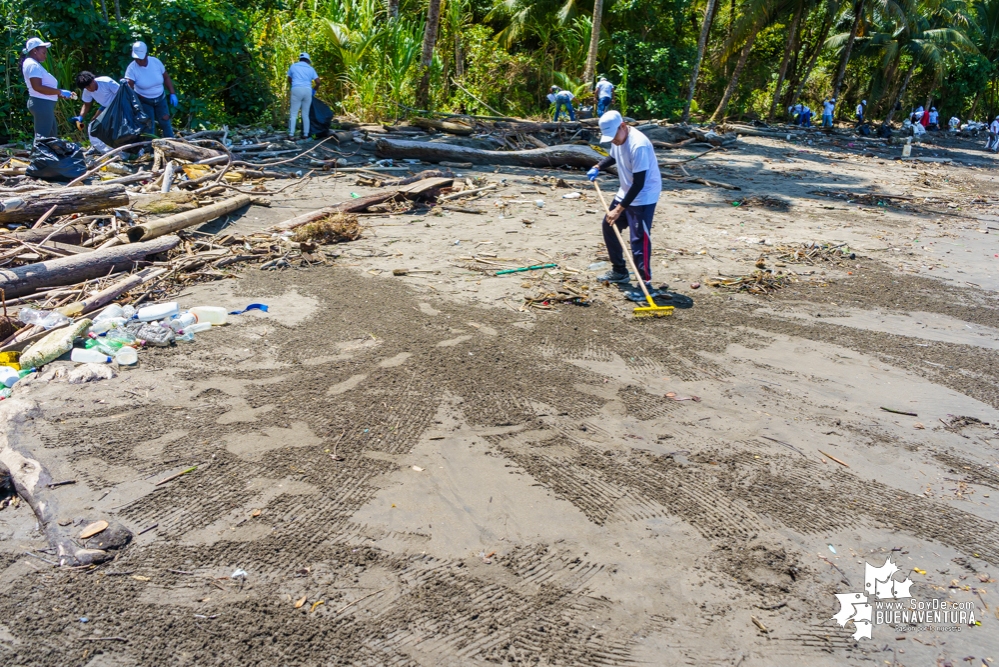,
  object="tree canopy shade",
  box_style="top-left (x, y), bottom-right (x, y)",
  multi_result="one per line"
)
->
top-left (2, 0), bottom-right (999, 139)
